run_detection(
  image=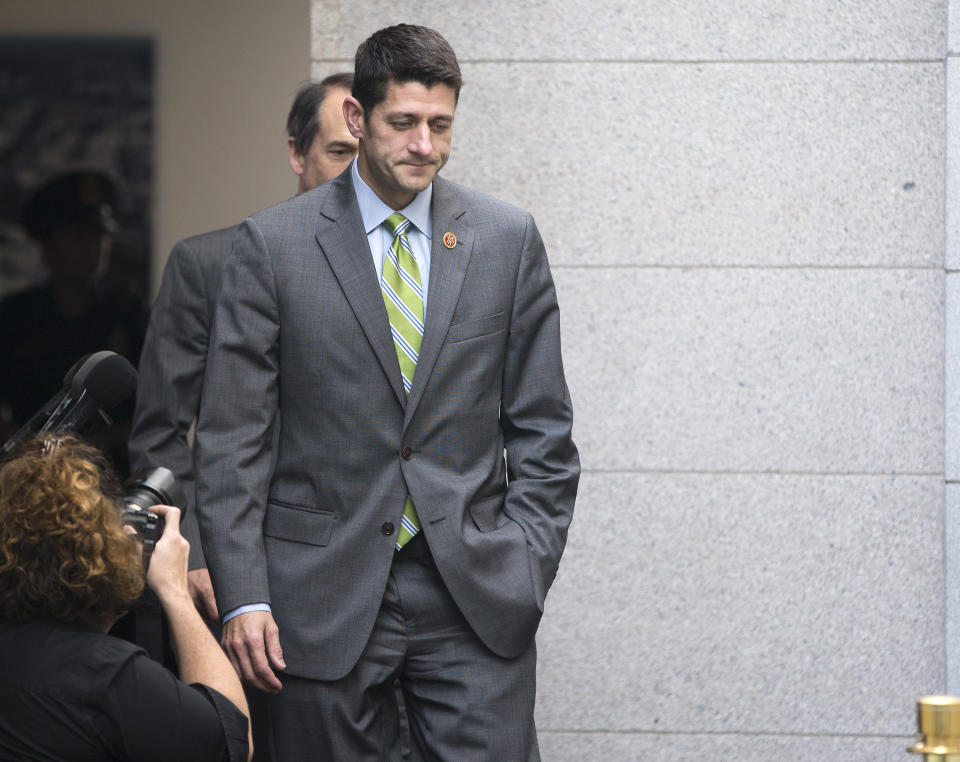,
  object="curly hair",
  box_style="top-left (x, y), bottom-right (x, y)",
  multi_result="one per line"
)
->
top-left (0, 435), bottom-right (144, 622)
